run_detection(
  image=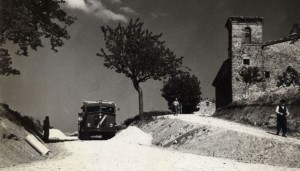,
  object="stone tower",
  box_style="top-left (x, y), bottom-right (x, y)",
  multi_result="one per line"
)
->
top-left (213, 17), bottom-right (300, 109)
top-left (226, 17), bottom-right (264, 101)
